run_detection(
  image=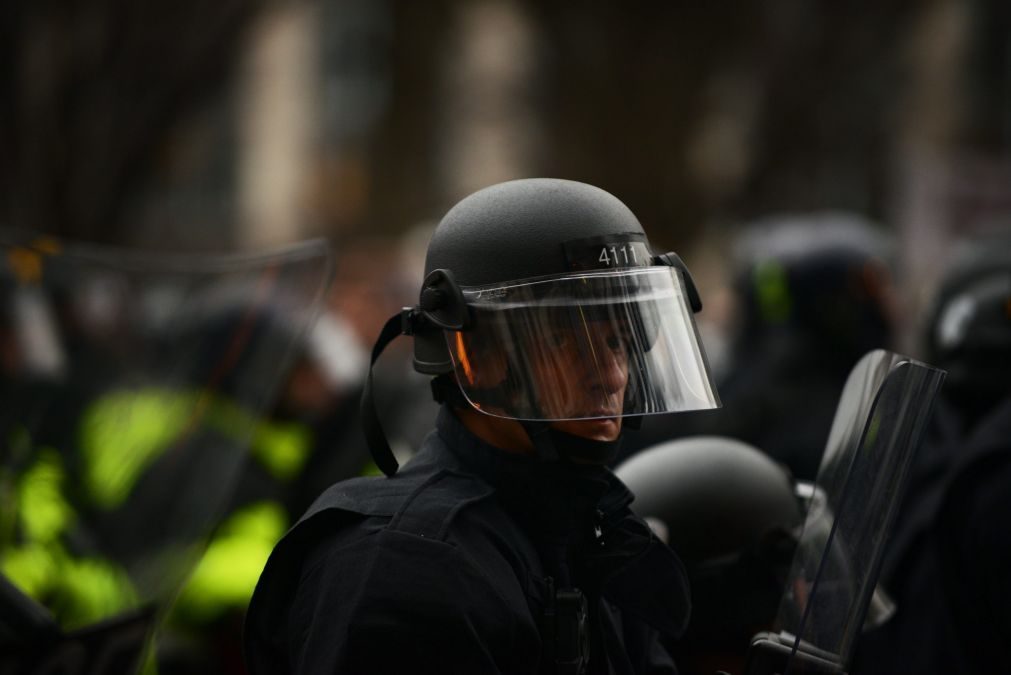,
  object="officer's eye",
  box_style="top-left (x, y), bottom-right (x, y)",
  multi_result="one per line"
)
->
top-left (606, 334), bottom-right (625, 352)
top-left (550, 332), bottom-right (572, 348)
